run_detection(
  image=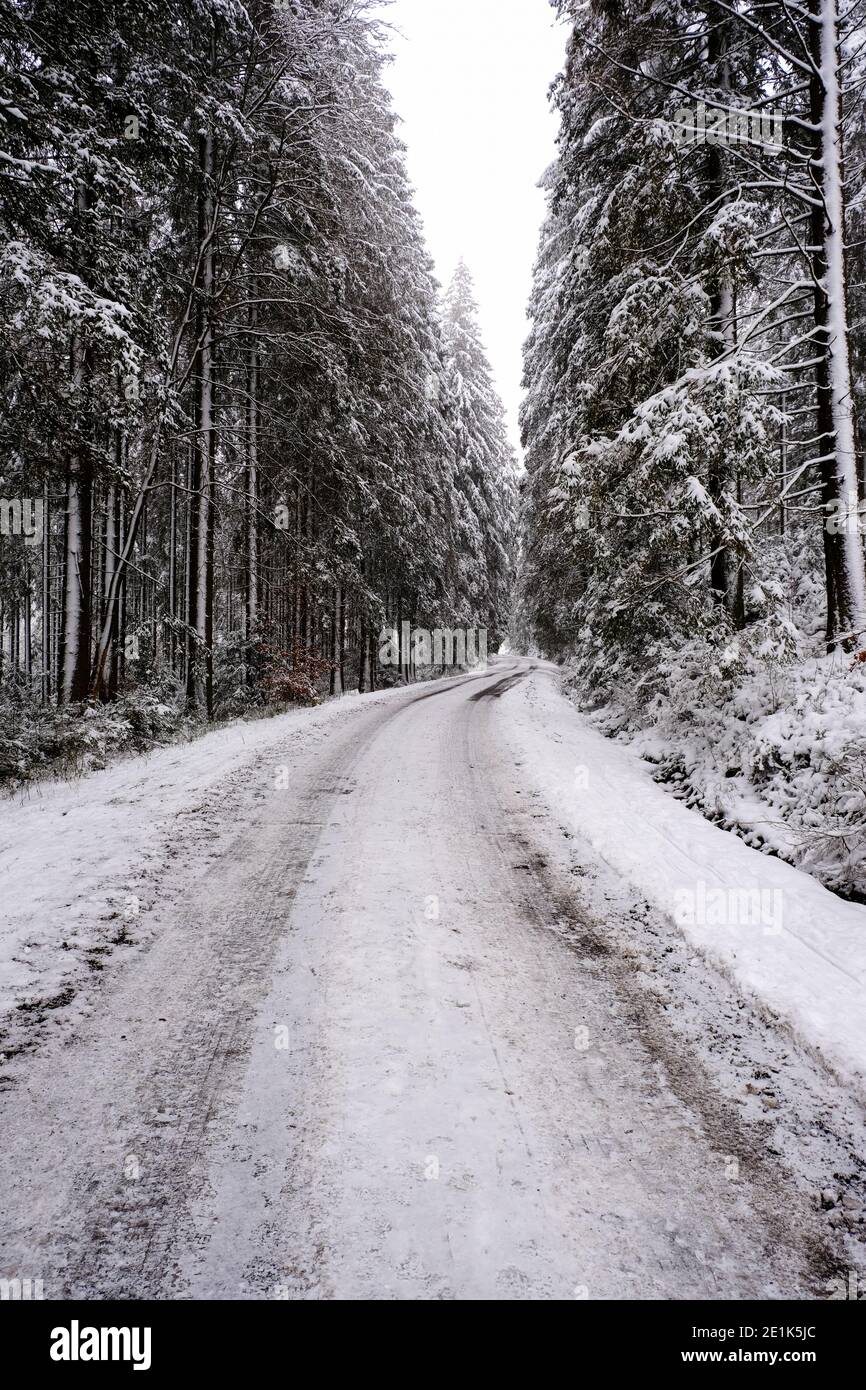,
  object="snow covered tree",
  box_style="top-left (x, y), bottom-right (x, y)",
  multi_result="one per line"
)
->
top-left (442, 261), bottom-right (517, 648)
top-left (519, 0), bottom-right (866, 707)
top-left (0, 0), bottom-right (518, 768)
